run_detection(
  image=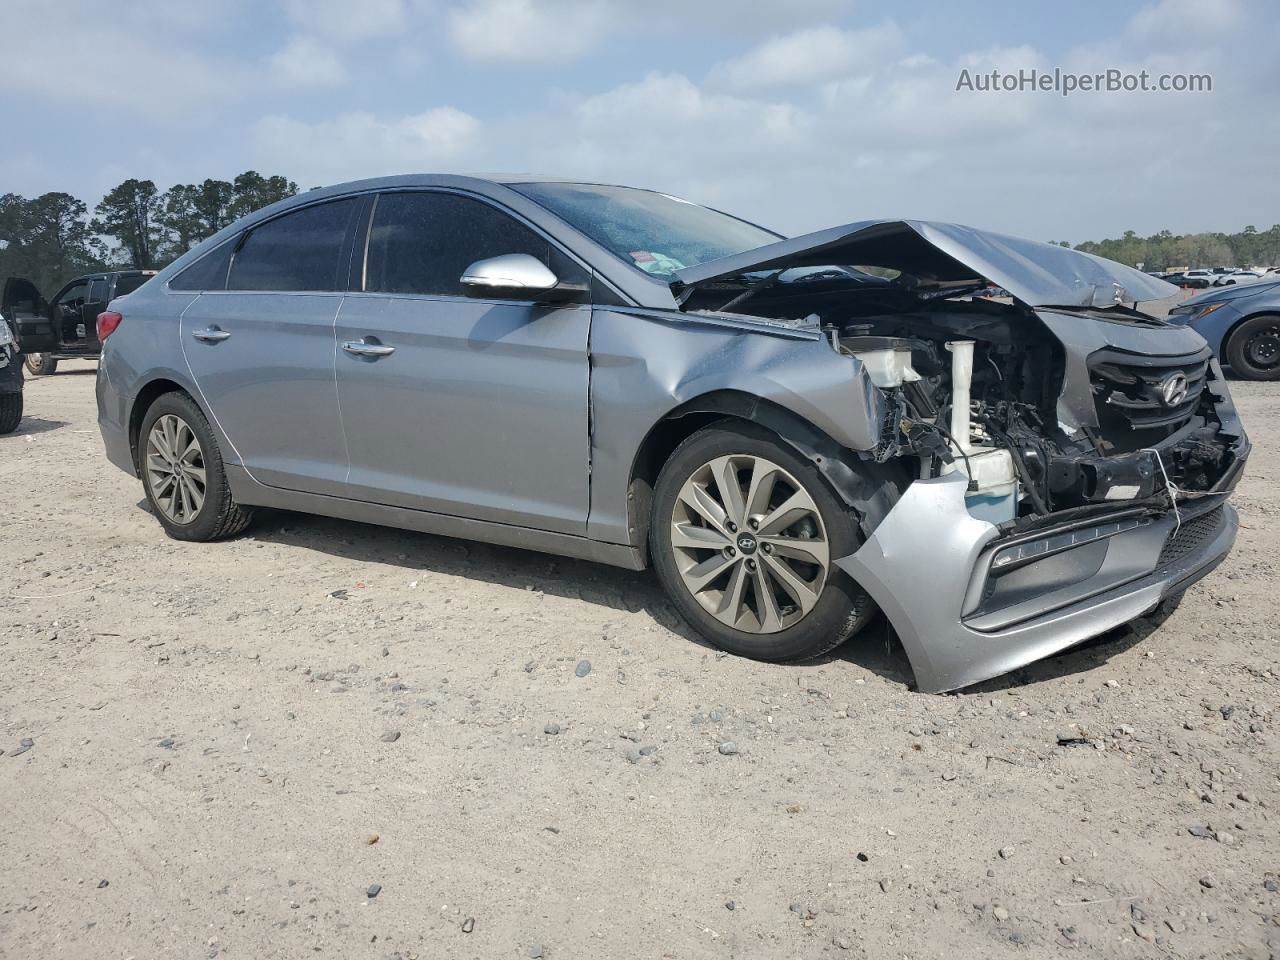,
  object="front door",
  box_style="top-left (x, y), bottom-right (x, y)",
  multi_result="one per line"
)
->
top-left (334, 190), bottom-right (592, 534)
top-left (180, 196), bottom-right (361, 496)
top-left (1, 278), bottom-right (56, 353)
